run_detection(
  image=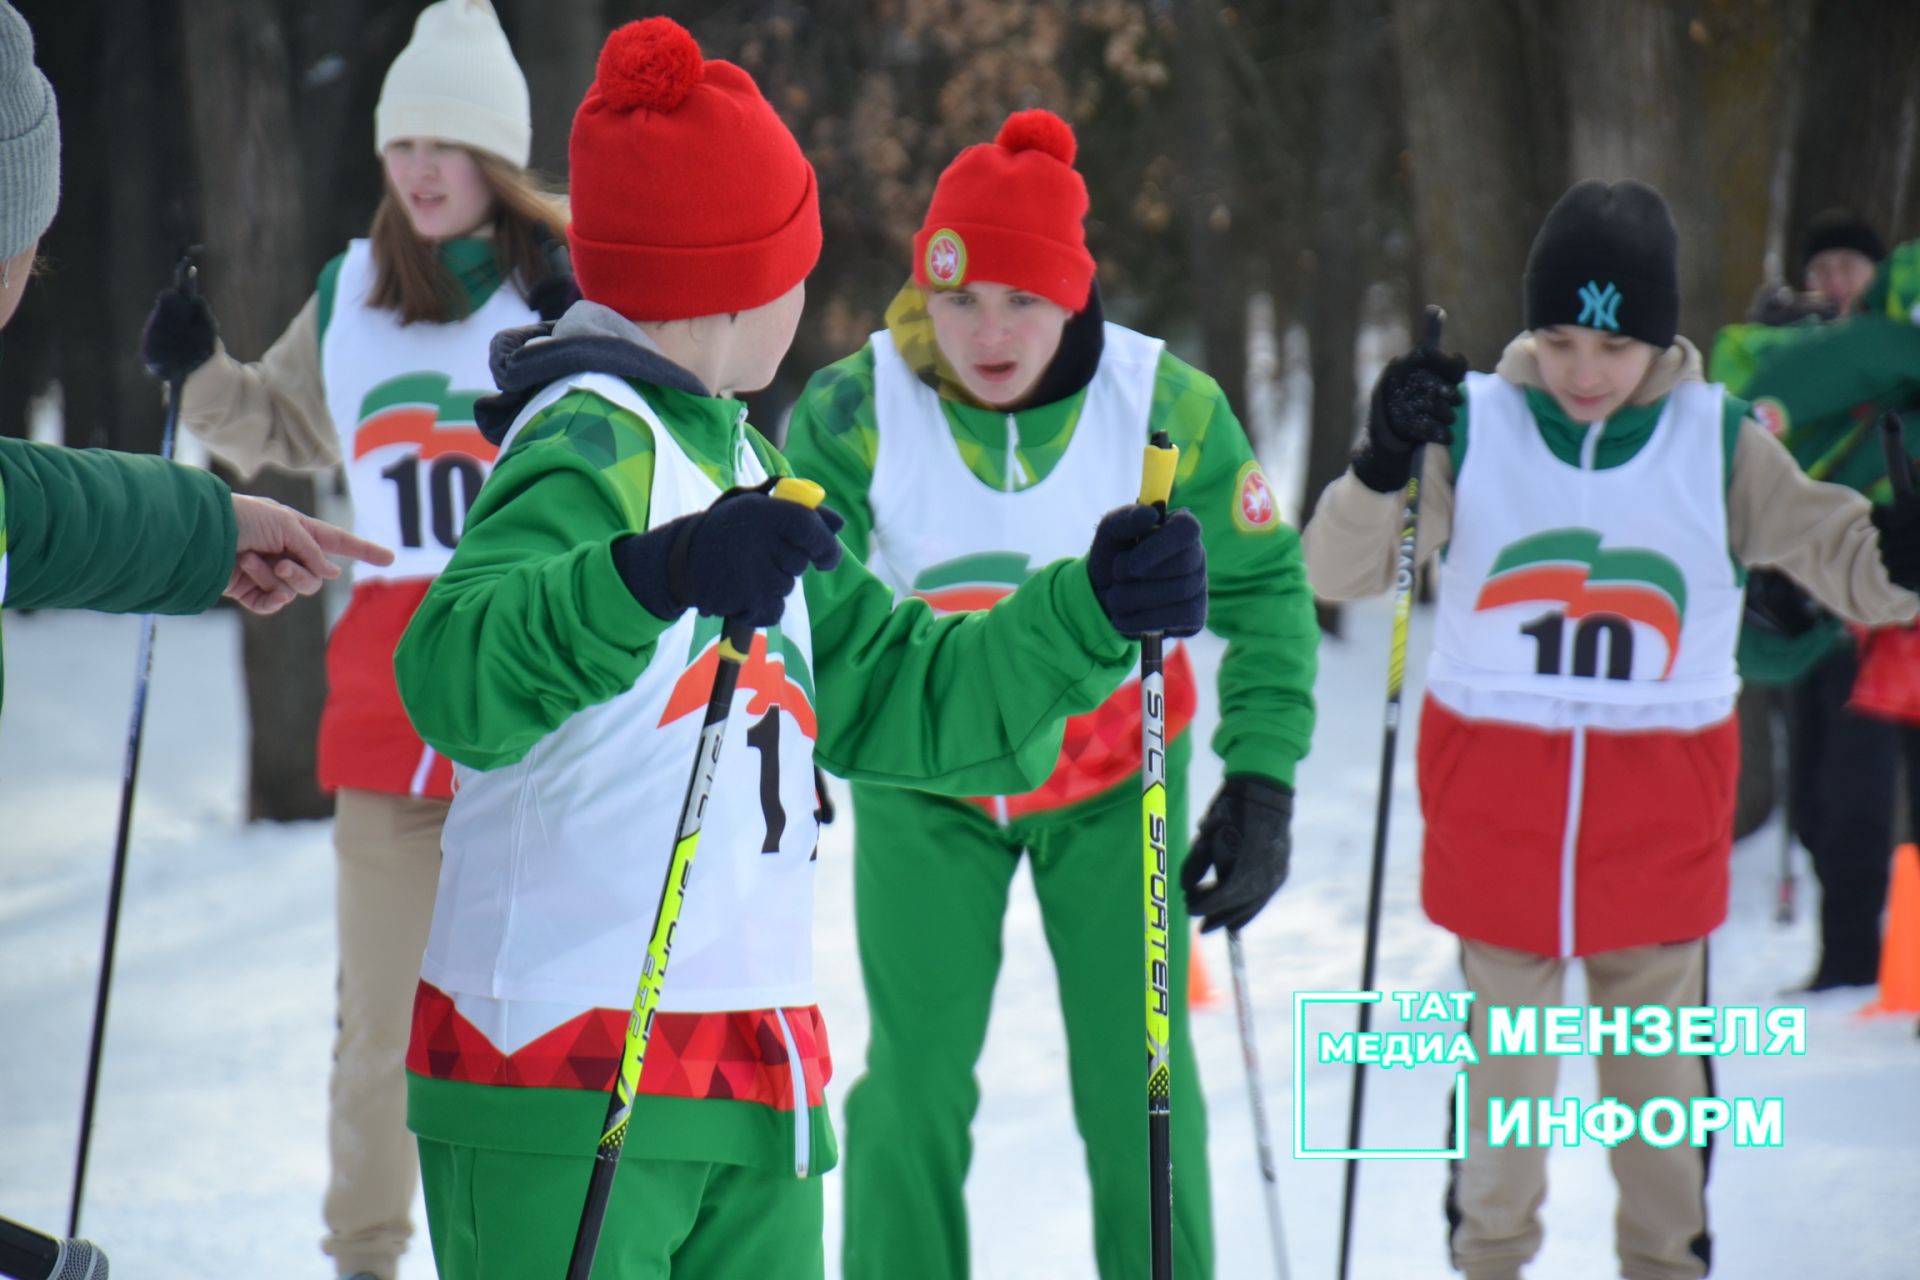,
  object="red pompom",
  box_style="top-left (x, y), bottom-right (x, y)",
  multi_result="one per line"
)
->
top-left (995, 109), bottom-right (1077, 165)
top-left (596, 17), bottom-right (703, 114)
